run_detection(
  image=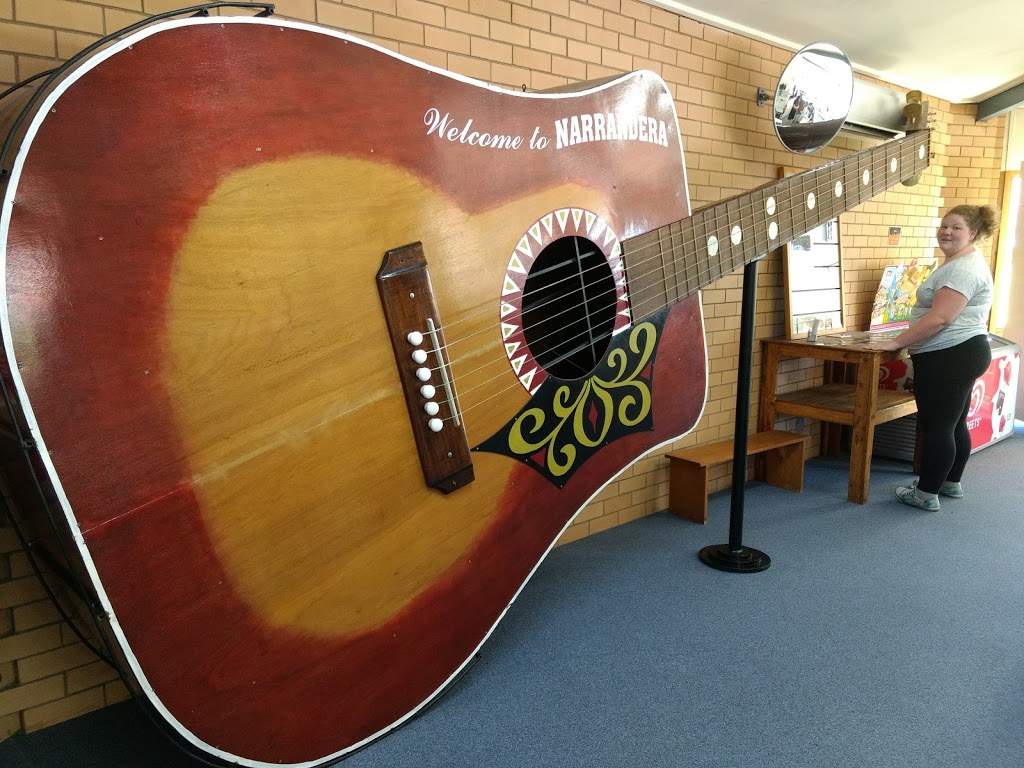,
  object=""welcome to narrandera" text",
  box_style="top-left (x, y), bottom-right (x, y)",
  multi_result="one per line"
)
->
top-left (423, 108), bottom-right (670, 150)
